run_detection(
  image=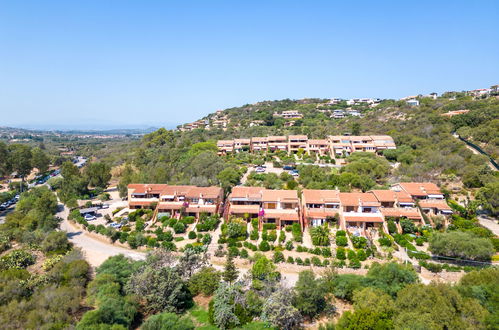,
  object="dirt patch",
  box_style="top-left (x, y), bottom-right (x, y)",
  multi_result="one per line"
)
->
top-left (193, 295), bottom-right (212, 309)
